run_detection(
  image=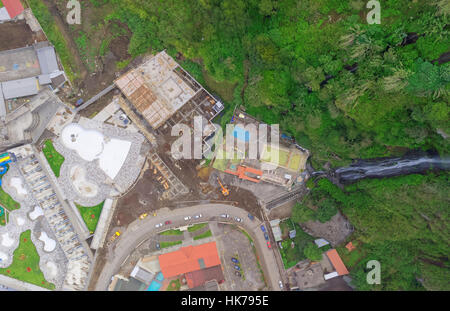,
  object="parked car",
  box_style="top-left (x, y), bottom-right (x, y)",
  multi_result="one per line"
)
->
top-left (264, 232), bottom-right (269, 241)
top-left (184, 216), bottom-right (191, 221)
top-left (221, 214), bottom-right (229, 218)
top-left (279, 280), bottom-right (283, 289)
top-left (260, 225), bottom-right (266, 233)
top-left (231, 257), bottom-right (239, 264)
top-left (235, 271), bottom-right (241, 277)
top-left (155, 223), bottom-right (163, 228)
top-left (234, 265), bottom-right (241, 271)
top-left (234, 217), bottom-right (242, 222)
top-left (248, 213), bottom-right (255, 221)
top-left (194, 214), bottom-right (202, 219)
top-left (267, 241), bottom-right (271, 249)
top-left (156, 243), bottom-right (160, 250)
top-left (164, 220), bottom-right (172, 225)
